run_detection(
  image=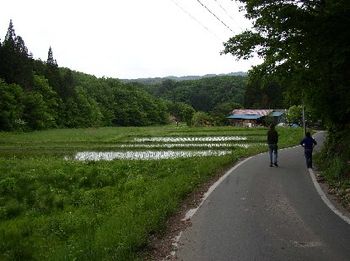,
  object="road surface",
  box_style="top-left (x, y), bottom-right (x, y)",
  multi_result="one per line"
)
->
top-left (176, 132), bottom-right (350, 261)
